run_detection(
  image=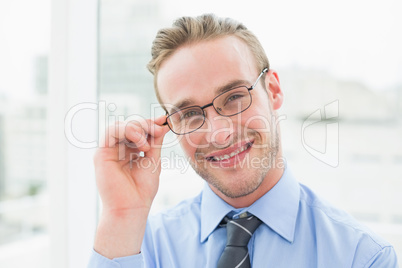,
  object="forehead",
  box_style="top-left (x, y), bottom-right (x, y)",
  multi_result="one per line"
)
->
top-left (157, 36), bottom-right (258, 108)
